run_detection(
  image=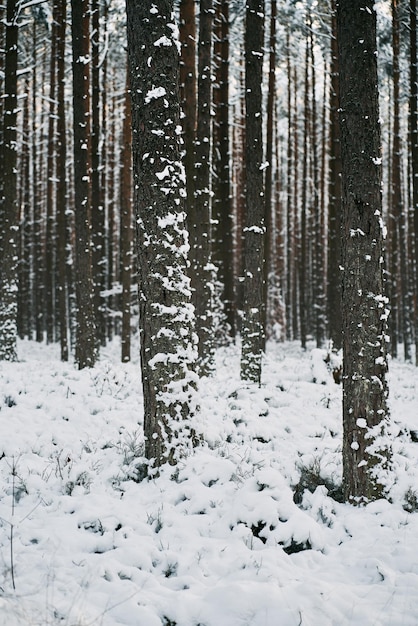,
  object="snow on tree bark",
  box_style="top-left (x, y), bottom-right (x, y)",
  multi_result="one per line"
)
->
top-left (126, 0), bottom-right (198, 468)
top-left (0, 0), bottom-right (19, 362)
top-left (337, 0), bottom-right (391, 502)
top-left (240, 0), bottom-right (265, 384)
top-left (71, 0), bottom-right (97, 369)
